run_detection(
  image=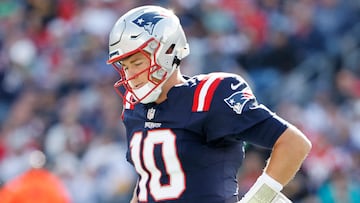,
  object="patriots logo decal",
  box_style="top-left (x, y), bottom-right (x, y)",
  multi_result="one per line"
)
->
top-left (224, 87), bottom-right (255, 114)
top-left (132, 12), bottom-right (166, 35)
